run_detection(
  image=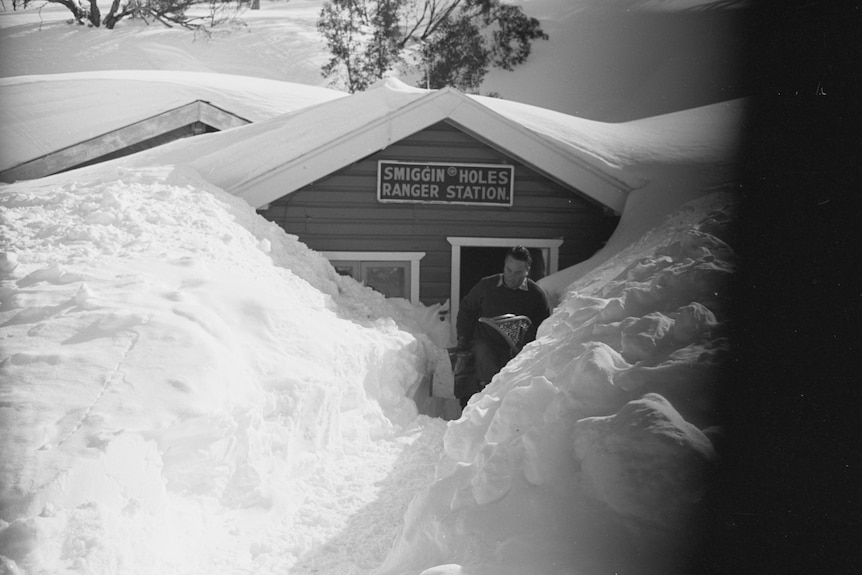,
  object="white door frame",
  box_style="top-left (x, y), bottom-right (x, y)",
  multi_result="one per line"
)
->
top-left (446, 237), bottom-right (563, 336)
